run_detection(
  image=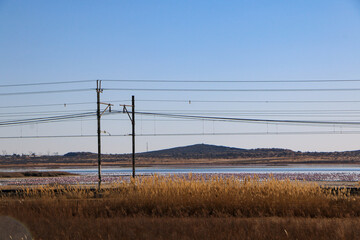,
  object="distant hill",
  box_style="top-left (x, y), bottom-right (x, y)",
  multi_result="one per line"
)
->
top-left (63, 152), bottom-right (95, 157)
top-left (2, 144), bottom-right (360, 167)
top-left (60, 144), bottom-right (360, 160)
top-left (137, 144), bottom-right (247, 158)
top-left (136, 144), bottom-right (298, 159)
